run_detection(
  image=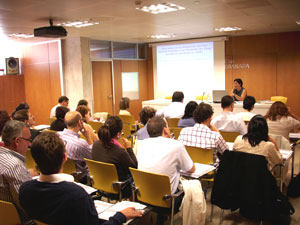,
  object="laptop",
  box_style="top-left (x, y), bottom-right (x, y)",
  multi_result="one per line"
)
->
top-left (212, 90), bottom-right (228, 103)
